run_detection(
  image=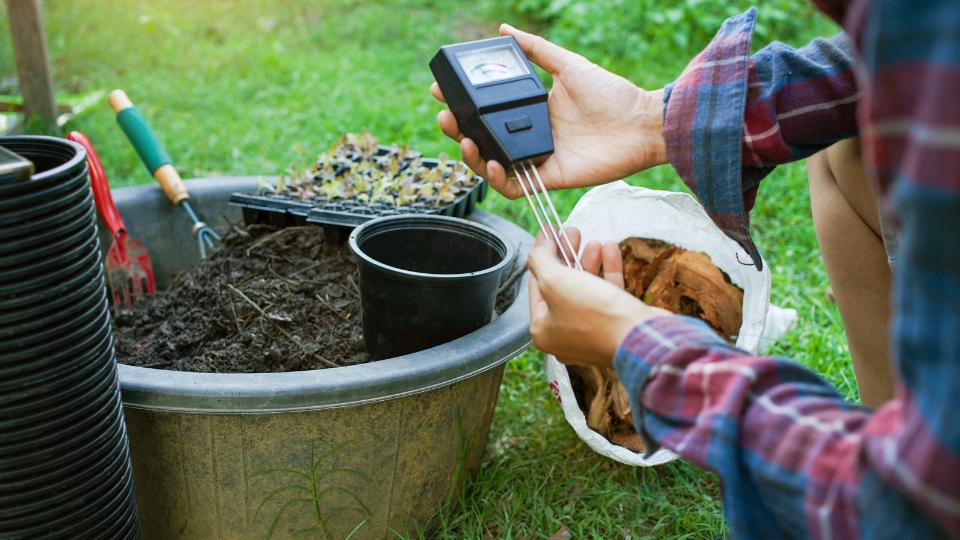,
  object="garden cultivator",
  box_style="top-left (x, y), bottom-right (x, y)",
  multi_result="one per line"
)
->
top-left (108, 89), bottom-right (221, 258)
